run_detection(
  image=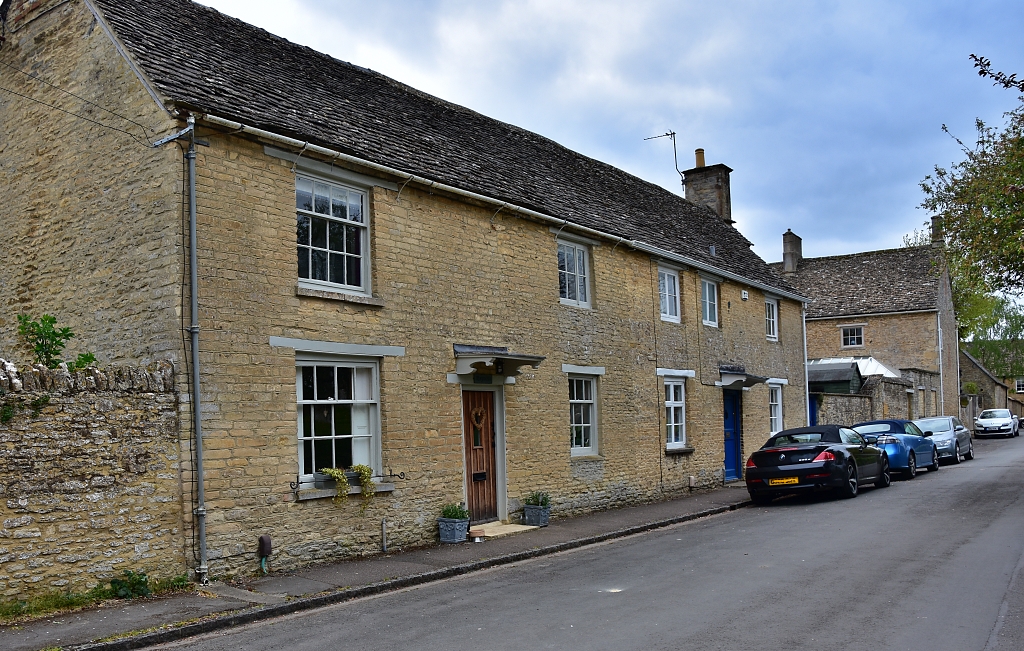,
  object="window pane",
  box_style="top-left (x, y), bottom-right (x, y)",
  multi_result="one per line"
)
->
top-left (559, 268), bottom-right (569, 299)
top-left (349, 194), bottom-right (363, 223)
top-left (297, 247), bottom-right (309, 279)
top-left (296, 178), bottom-right (313, 212)
top-left (313, 404), bottom-right (332, 437)
top-left (328, 220), bottom-right (345, 252)
top-left (331, 186), bottom-right (348, 219)
top-left (334, 404), bottom-right (352, 435)
top-left (302, 404), bottom-right (312, 438)
top-left (303, 440), bottom-right (313, 474)
top-left (316, 366), bottom-right (335, 400)
top-left (314, 182), bottom-right (331, 214)
top-left (311, 217), bottom-right (327, 249)
top-left (354, 368), bottom-right (372, 400)
top-left (351, 435), bottom-right (371, 467)
top-left (337, 367), bottom-right (352, 400)
top-left (674, 384), bottom-right (683, 401)
top-left (301, 367), bottom-right (315, 400)
top-left (583, 379), bottom-right (592, 401)
top-left (352, 404), bottom-right (371, 436)
top-left (311, 249), bottom-right (328, 281)
top-left (296, 213), bottom-right (310, 246)
top-left (330, 253), bottom-right (345, 285)
top-left (346, 256), bottom-right (361, 288)
top-left (346, 225), bottom-right (361, 255)
top-left (314, 438), bottom-right (334, 469)
top-left (334, 437), bottom-right (353, 469)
